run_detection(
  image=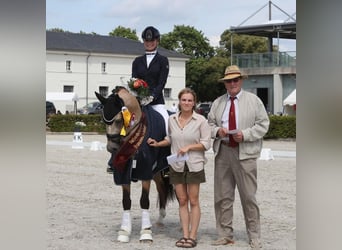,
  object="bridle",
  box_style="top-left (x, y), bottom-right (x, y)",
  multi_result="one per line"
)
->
top-left (106, 133), bottom-right (122, 144)
top-left (102, 112), bottom-right (116, 124)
